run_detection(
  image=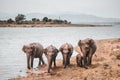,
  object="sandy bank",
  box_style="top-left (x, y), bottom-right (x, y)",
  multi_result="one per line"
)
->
top-left (11, 38), bottom-right (120, 80)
